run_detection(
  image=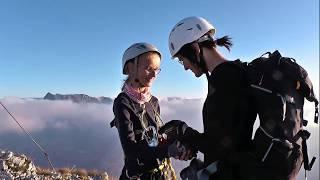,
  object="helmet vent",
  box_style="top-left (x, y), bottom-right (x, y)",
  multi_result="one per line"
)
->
top-left (187, 28), bottom-right (193, 30)
top-left (196, 24), bottom-right (202, 30)
top-left (136, 44), bottom-right (146, 49)
top-left (176, 22), bottom-right (184, 27)
top-left (171, 43), bottom-right (175, 50)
